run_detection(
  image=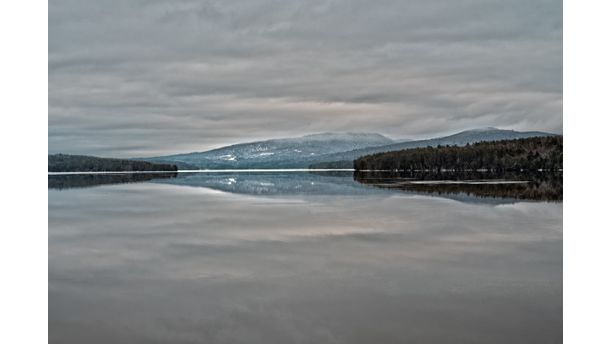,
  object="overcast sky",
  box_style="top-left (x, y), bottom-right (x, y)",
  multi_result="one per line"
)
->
top-left (49, 0), bottom-right (562, 157)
